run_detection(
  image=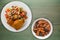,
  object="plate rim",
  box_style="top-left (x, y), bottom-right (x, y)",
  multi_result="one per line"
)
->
top-left (1, 1), bottom-right (32, 32)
